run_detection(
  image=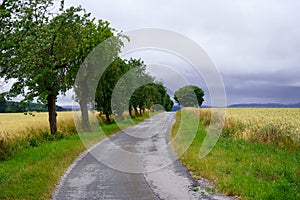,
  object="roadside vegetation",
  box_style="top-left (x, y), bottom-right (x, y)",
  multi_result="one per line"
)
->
top-left (171, 108), bottom-right (300, 199)
top-left (0, 111), bottom-right (152, 199)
